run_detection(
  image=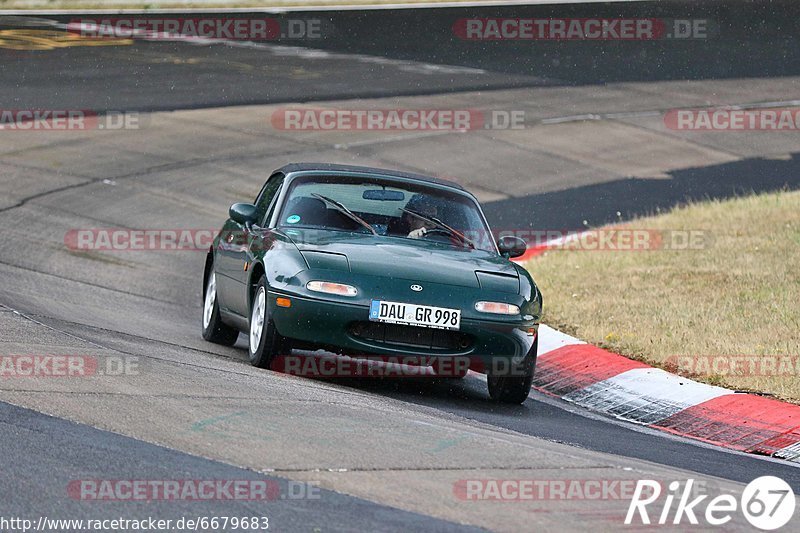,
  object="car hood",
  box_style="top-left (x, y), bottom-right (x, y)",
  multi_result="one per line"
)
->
top-left (283, 230), bottom-right (518, 291)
